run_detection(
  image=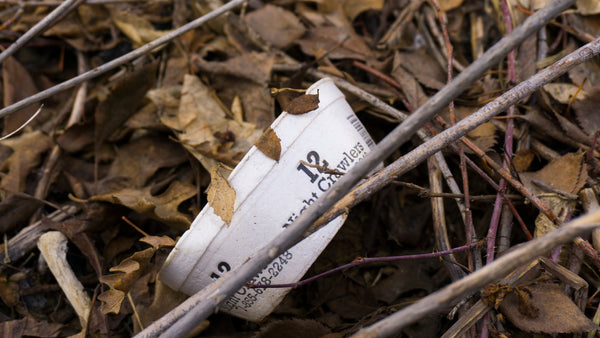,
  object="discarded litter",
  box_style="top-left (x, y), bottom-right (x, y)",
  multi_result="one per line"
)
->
top-left (159, 77), bottom-right (377, 321)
